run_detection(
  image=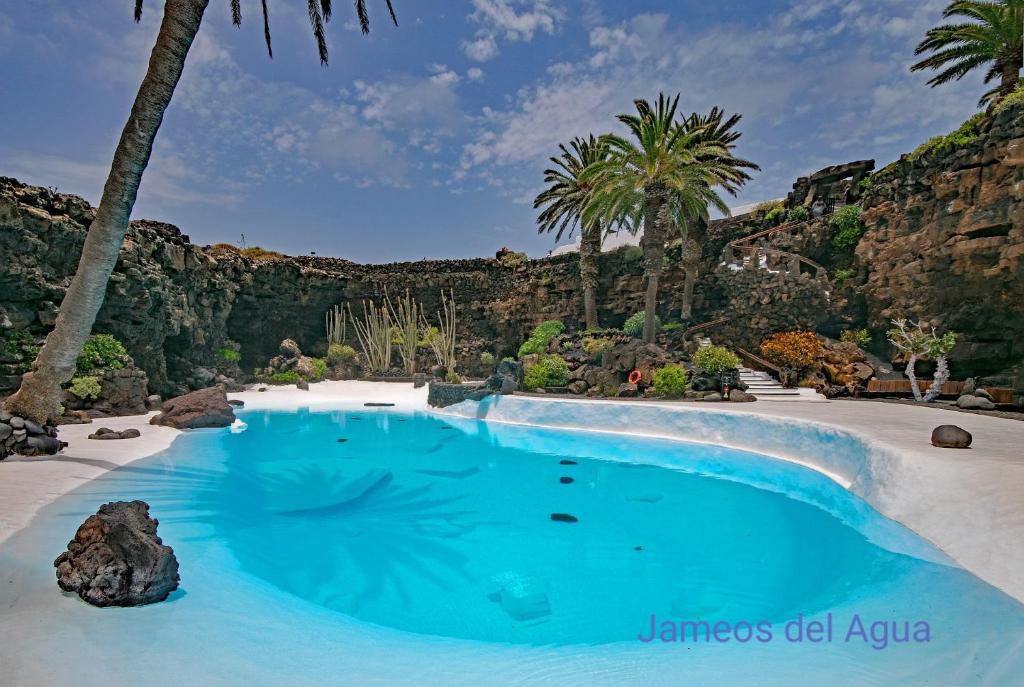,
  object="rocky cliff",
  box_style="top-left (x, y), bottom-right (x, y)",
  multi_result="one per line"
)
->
top-left (858, 105), bottom-right (1024, 388)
